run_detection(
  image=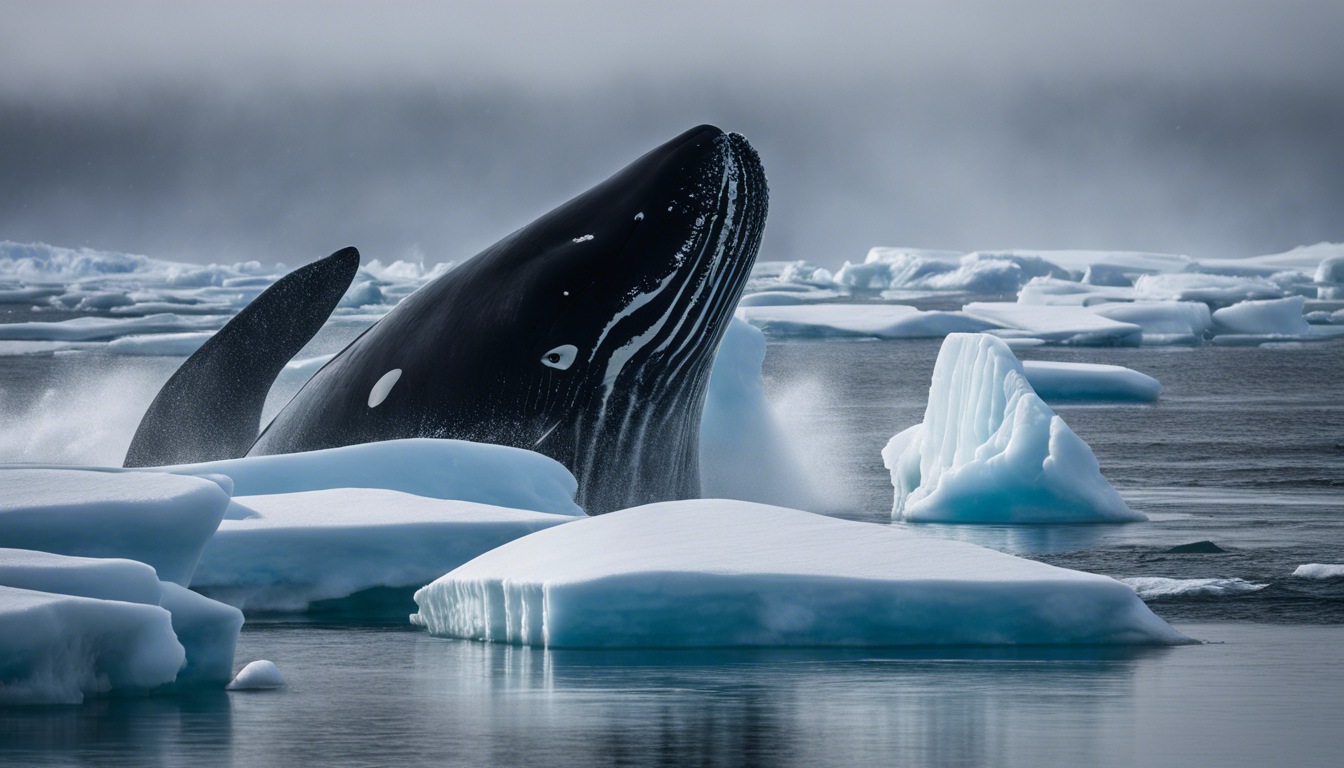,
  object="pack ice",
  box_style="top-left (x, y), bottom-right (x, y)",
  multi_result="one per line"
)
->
top-left (192, 489), bottom-right (576, 611)
top-left (411, 501), bottom-right (1187, 648)
top-left (735, 304), bottom-right (998, 339)
top-left (883, 334), bottom-right (1143, 523)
